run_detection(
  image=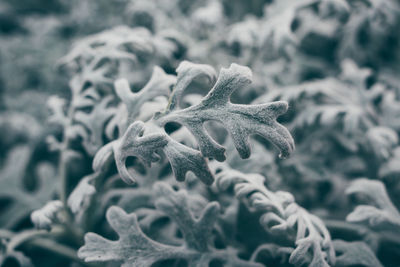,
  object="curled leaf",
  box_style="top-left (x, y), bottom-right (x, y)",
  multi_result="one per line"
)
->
top-left (346, 178), bottom-right (400, 231)
top-left (67, 175), bottom-right (96, 214)
top-left (214, 163), bottom-right (335, 267)
top-left (333, 240), bottom-right (383, 267)
top-left (113, 121), bottom-right (168, 184)
top-left (31, 200), bottom-right (63, 231)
